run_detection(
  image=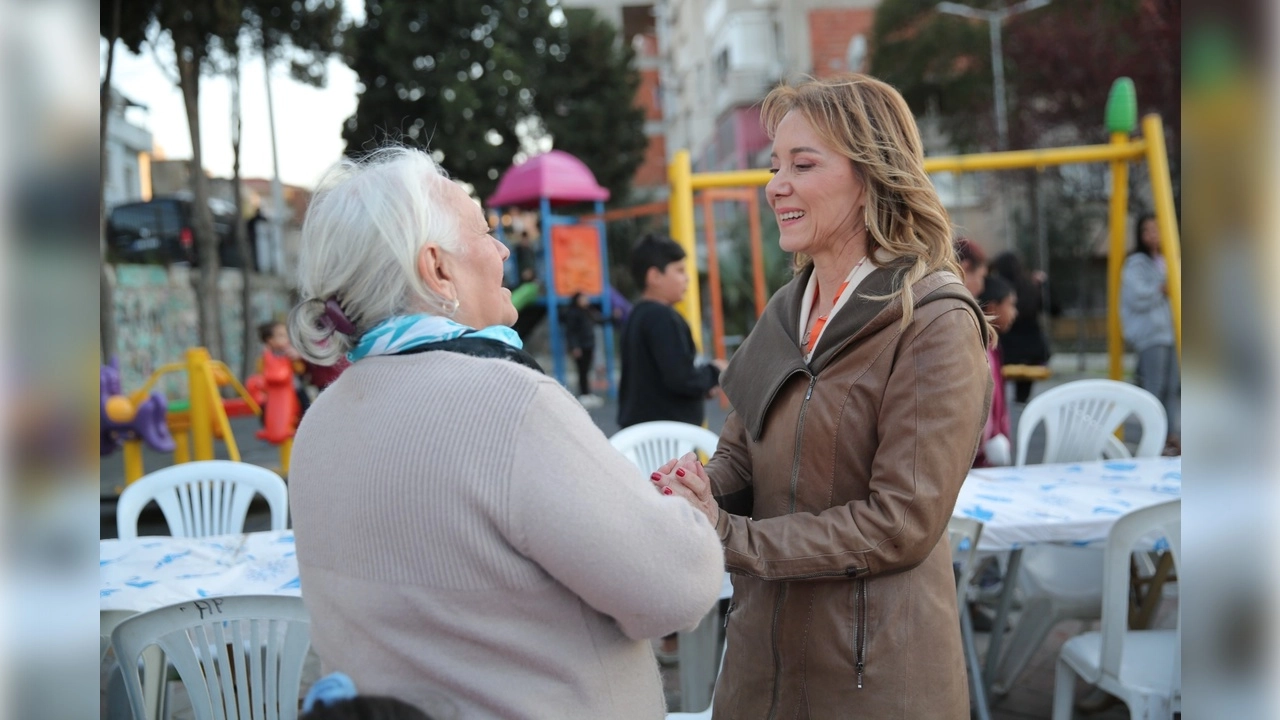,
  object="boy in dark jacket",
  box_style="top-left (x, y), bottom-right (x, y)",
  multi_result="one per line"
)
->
top-left (617, 234), bottom-right (724, 428)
